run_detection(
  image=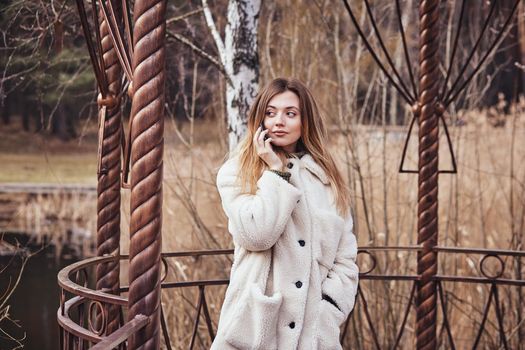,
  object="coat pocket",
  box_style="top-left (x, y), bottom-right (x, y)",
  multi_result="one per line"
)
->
top-left (317, 299), bottom-right (345, 350)
top-left (224, 282), bottom-right (283, 350)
